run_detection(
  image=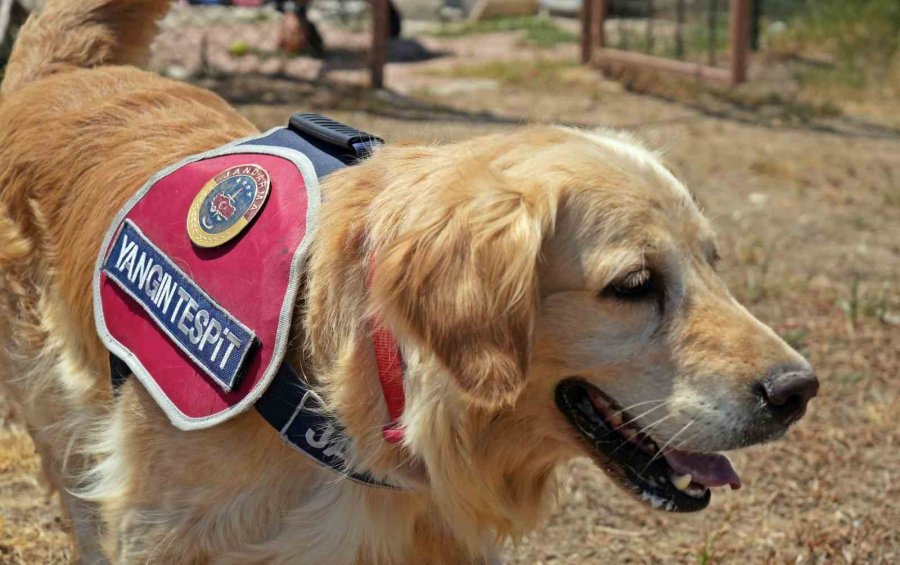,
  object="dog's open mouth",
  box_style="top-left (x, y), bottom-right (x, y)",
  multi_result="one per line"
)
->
top-left (555, 379), bottom-right (741, 513)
